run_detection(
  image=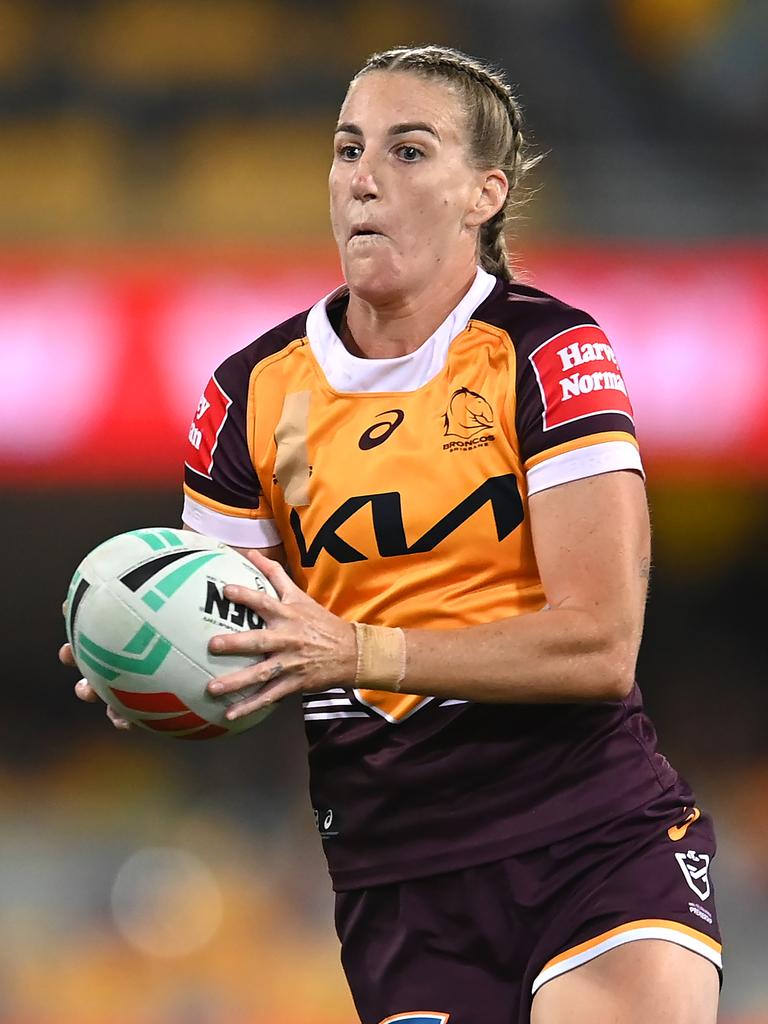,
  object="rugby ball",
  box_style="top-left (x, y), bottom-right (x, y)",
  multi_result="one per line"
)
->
top-left (63, 527), bottom-right (278, 739)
